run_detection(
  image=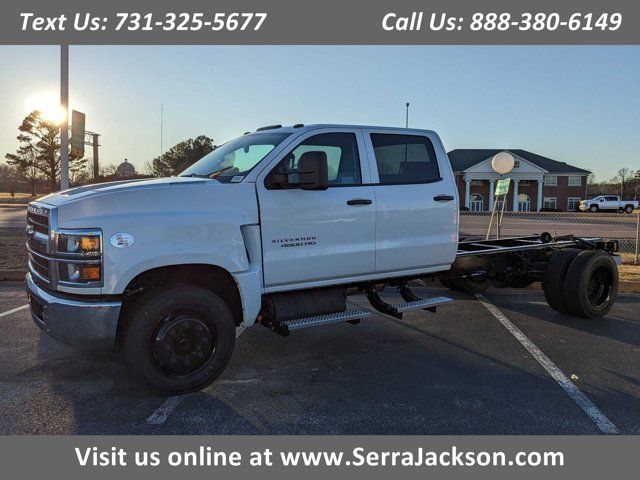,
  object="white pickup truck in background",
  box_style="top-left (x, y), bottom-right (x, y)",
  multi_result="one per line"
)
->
top-left (579, 195), bottom-right (638, 213)
top-left (25, 124), bottom-right (622, 393)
